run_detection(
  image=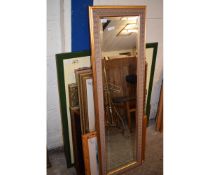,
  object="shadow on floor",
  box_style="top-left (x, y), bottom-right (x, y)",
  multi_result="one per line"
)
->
top-left (47, 120), bottom-right (163, 175)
